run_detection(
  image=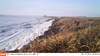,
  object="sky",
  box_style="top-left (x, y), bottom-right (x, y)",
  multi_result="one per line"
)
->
top-left (0, 0), bottom-right (100, 17)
